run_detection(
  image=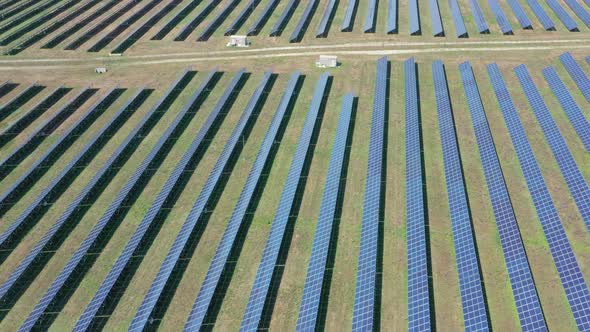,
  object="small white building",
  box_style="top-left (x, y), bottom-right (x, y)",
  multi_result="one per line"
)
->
top-left (317, 55), bottom-right (338, 68)
top-left (95, 67), bottom-right (107, 74)
top-left (227, 35), bottom-right (248, 47)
